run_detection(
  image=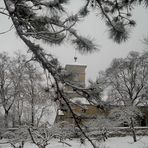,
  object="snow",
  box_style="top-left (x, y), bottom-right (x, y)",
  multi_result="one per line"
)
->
top-left (58, 110), bottom-right (64, 115)
top-left (6, 0), bottom-right (15, 13)
top-left (101, 136), bottom-right (148, 148)
top-left (71, 97), bottom-right (90, 104)
top-left (0, 136), bottom-right (148, 148)
top-left (66, 62), bottom-right (87, 66)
